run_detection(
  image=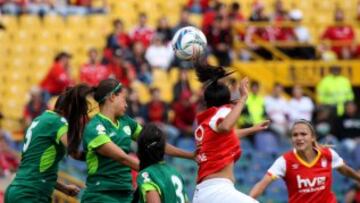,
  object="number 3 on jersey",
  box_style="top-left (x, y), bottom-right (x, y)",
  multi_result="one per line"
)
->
top-left (171, 175), bottom-right (185, 203)
top-left (23, 121), bottom-right (39, 152)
